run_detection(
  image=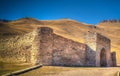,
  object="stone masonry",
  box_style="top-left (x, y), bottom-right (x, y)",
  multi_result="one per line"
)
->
top-left (0, 27), bottom-right (116, 67)
top-left (33, 27), bottom-right (86, 66)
